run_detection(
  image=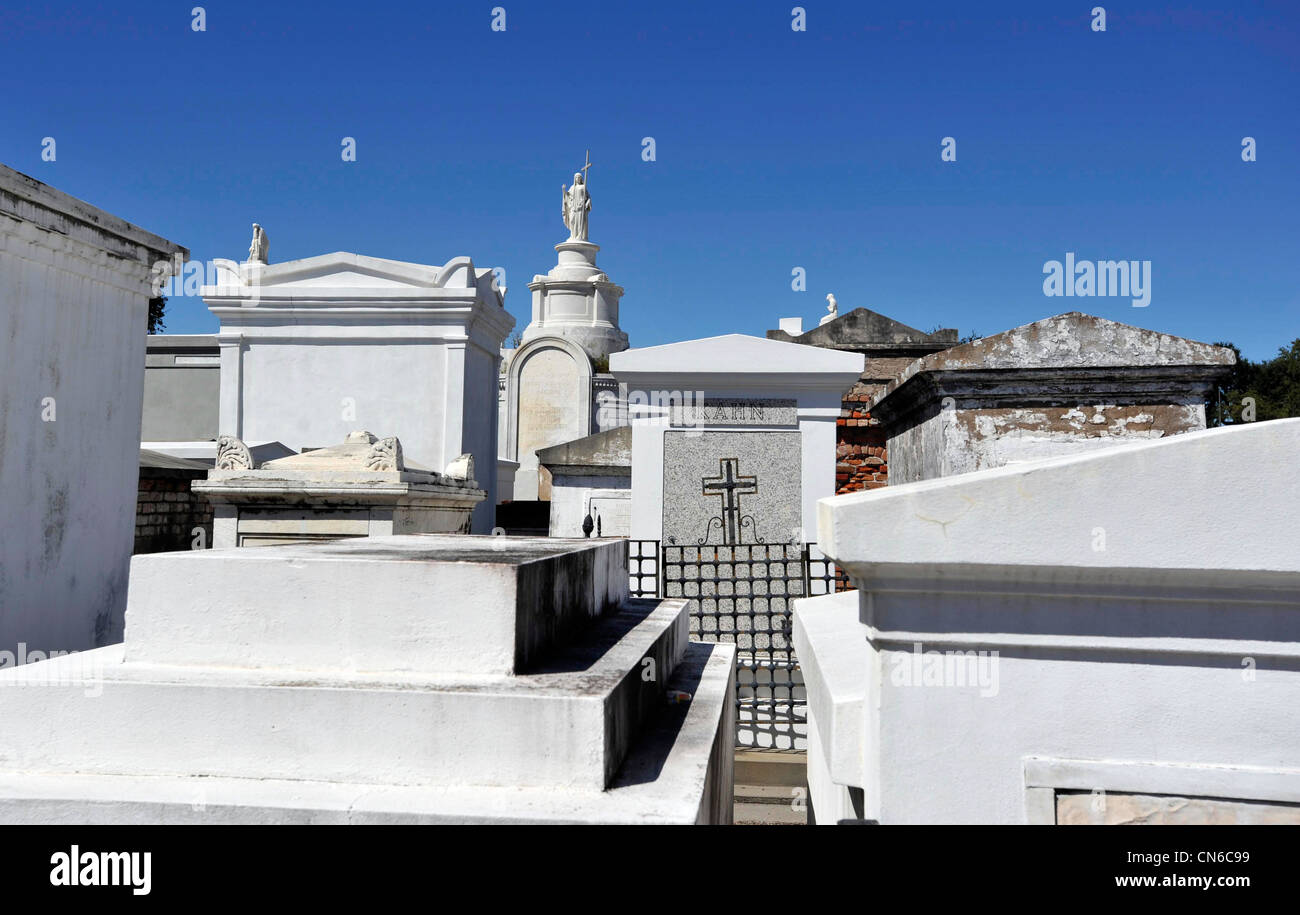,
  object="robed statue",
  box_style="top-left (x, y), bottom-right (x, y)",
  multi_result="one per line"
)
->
top-left (561, 173), bottom-right (591, 241)
top-left (248, 223), bottom-right (269, 263)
